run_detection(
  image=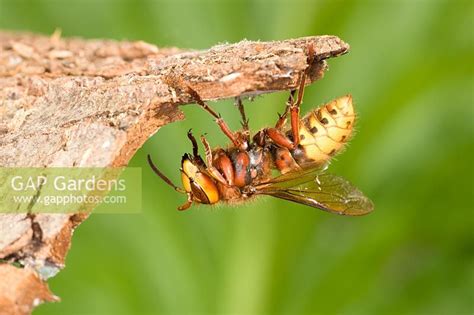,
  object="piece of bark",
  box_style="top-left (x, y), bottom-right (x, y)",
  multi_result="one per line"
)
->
top-left (0, 264), bottom-right (57, 315)
top-left (0, 30), bottom-right (349, 314)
